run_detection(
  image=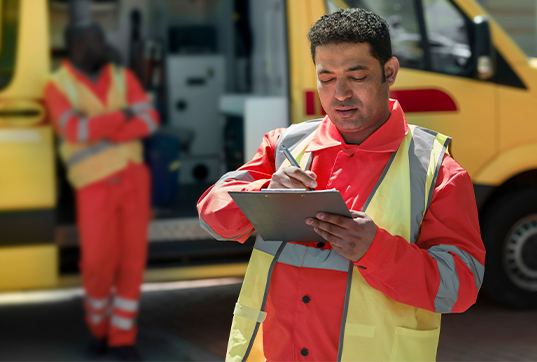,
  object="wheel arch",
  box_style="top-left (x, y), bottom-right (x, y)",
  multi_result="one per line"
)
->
top-left (476, 169), bottom-right (537, 227)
